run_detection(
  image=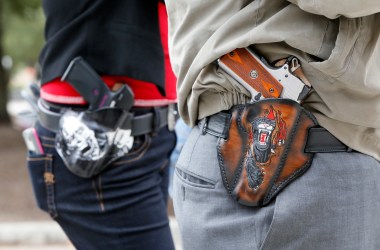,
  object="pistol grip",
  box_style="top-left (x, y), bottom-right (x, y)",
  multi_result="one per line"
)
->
top-left (219, 48), bottom-right (283, 98)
